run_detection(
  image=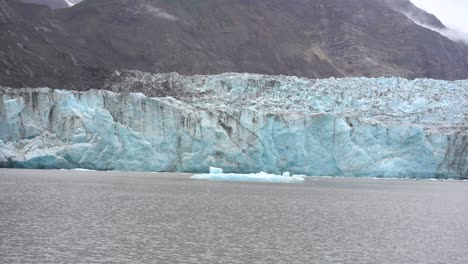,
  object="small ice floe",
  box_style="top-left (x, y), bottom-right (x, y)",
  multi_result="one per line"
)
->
top-left (70, 168), bottom-right (97, 172)
top-left (190, 167), bottom-right (305, 183)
